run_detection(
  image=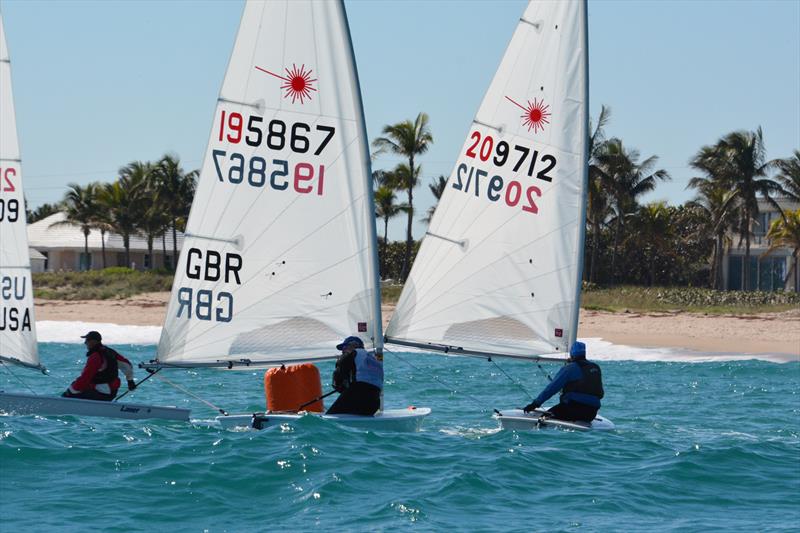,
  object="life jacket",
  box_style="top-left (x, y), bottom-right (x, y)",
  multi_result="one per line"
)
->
top-left (91, 346), bottom-right (119, 384)
top-left (561, 360), bottom-right (604, 399)
top-left (354, 349), bottom-right (383, 390)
